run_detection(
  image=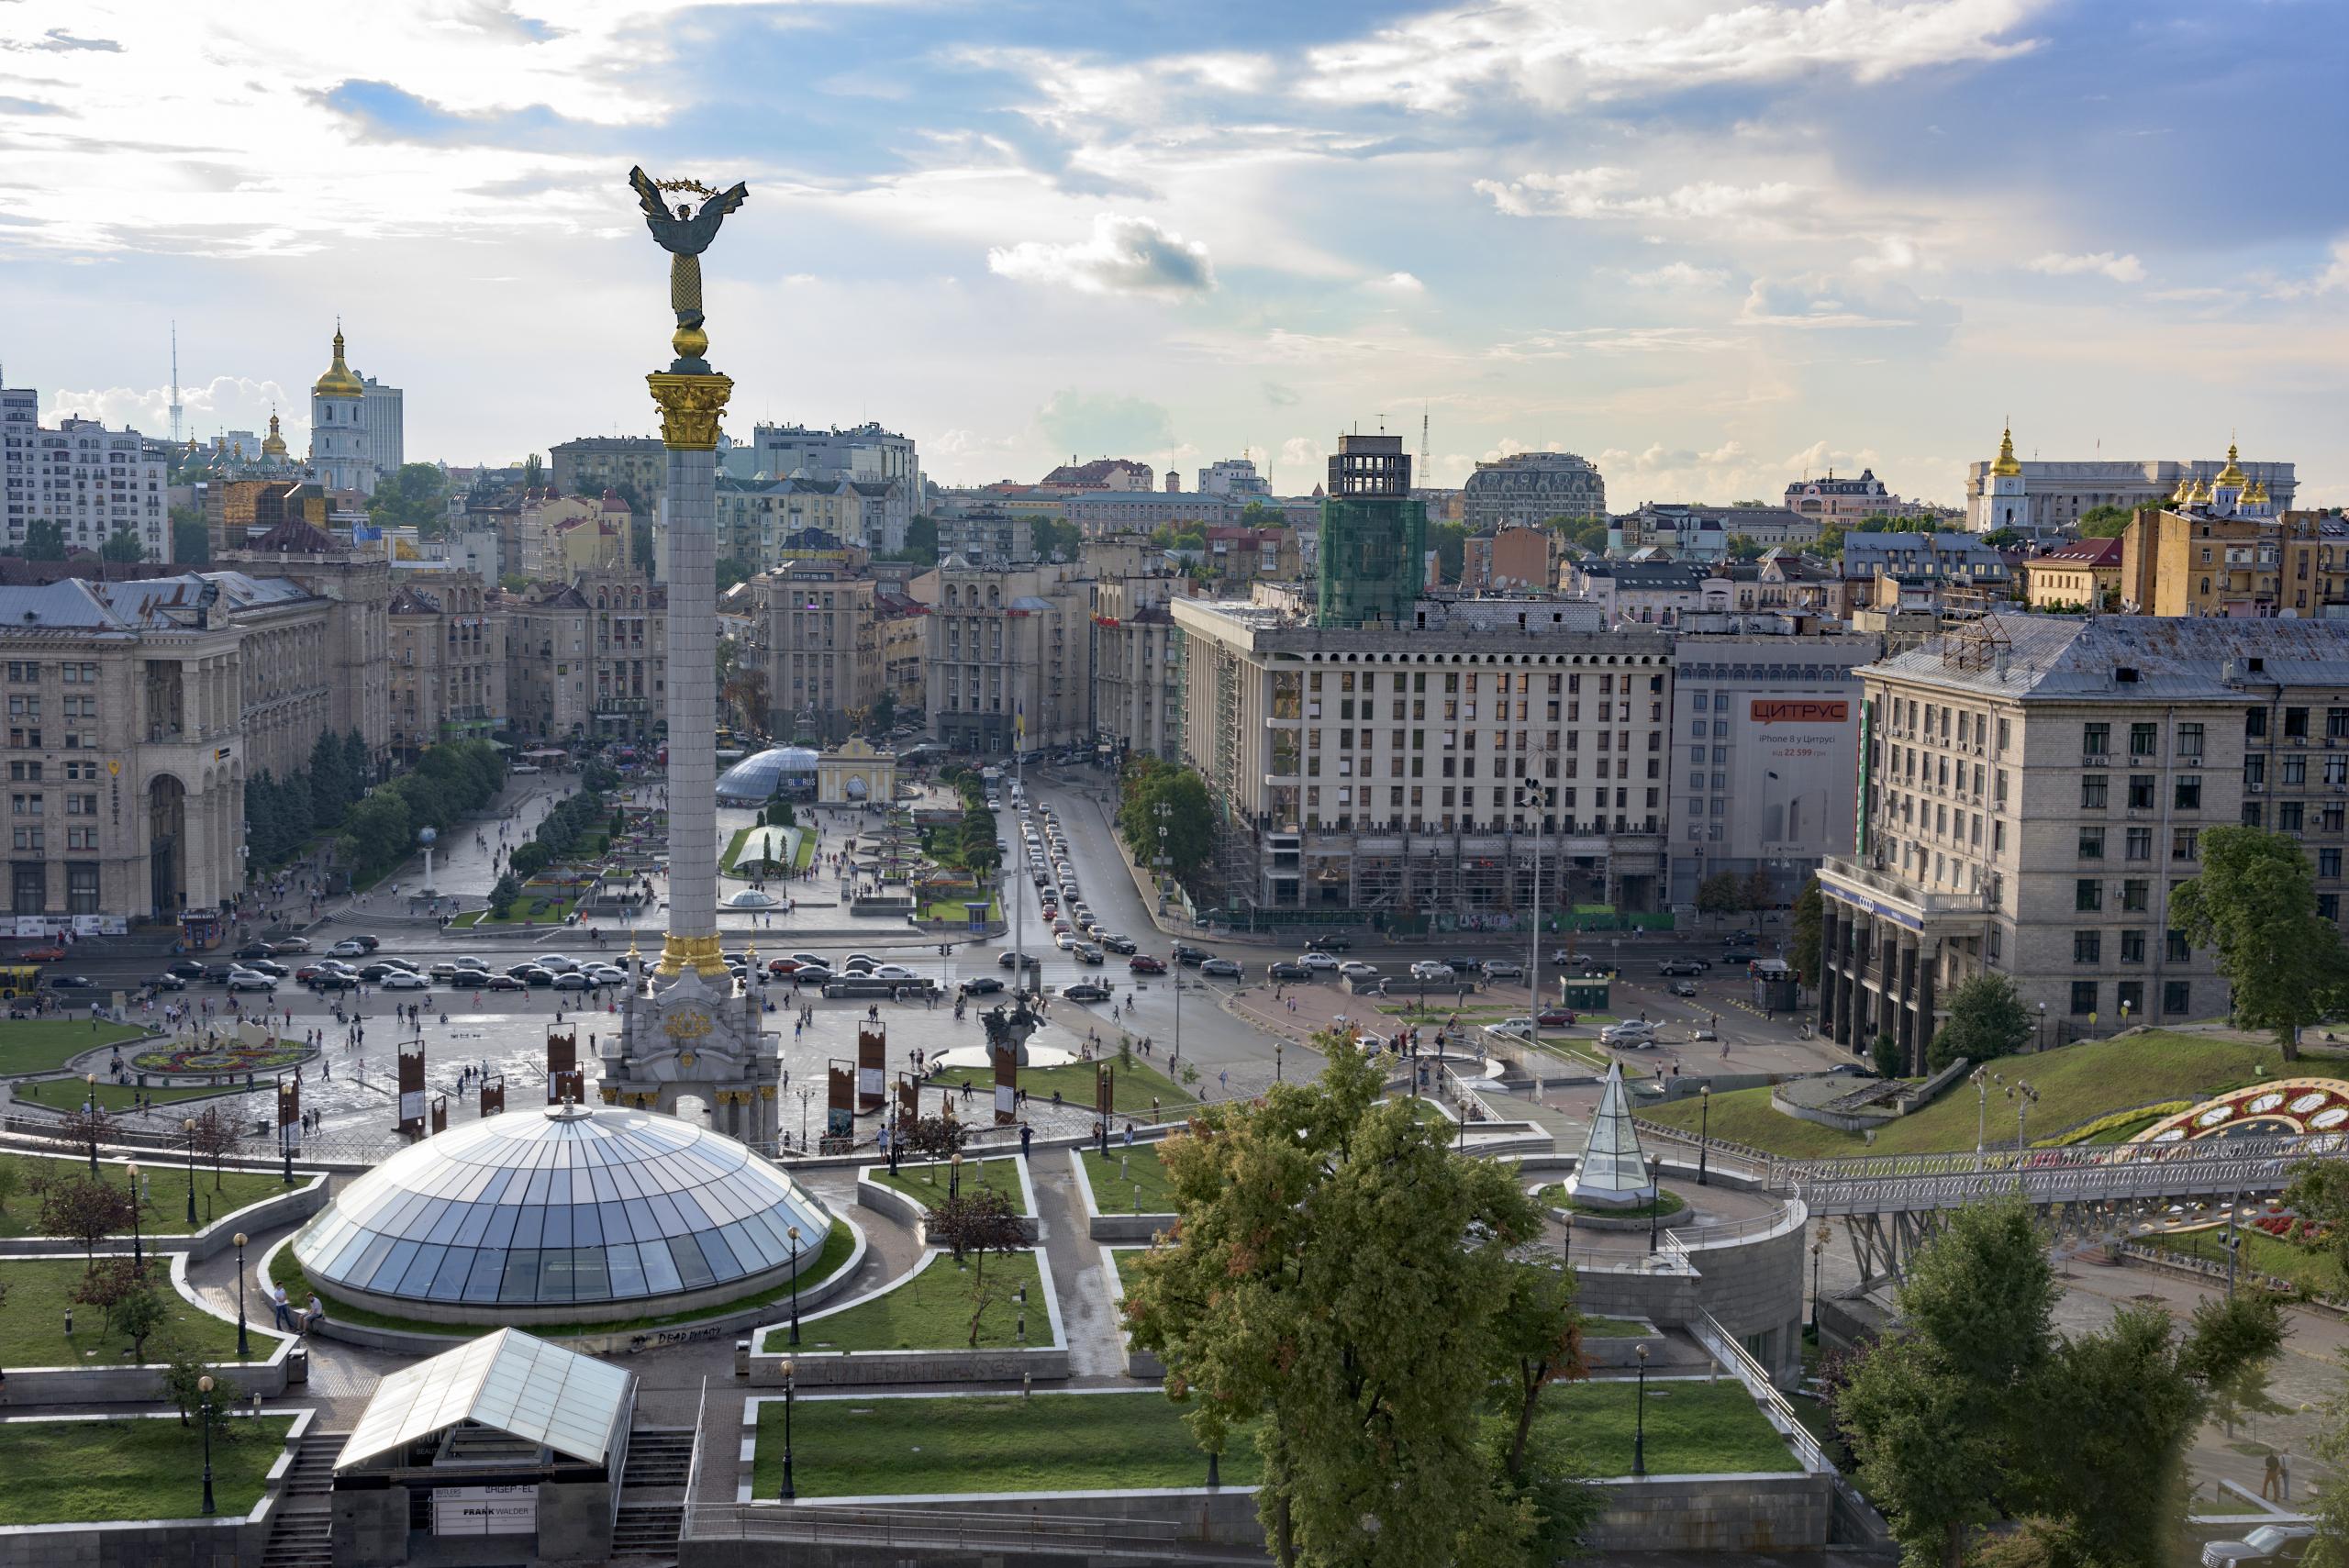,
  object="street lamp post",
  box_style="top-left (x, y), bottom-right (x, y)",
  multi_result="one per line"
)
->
top-left (950, 1151), bottom-right (963, 1199)
top-left (83, 1074), bottom-right (97, 1175)
top-left (2036, 1001), bottom-right (2046, 1051)
top-left (1156, 802), bottom-right (1181, 1073)
top-left (2009, 1079), bottom-right (2039, 1150)
top-left (1972, 1065), bottom-right (1989, 1167)
top-left (787, 1224), bottom-right (804, 1346)
top-left (1647, 1152), bottom-right (1662, 1255)
top-left (779, 1362), bottom-right (796, 1501)
top-left (198, 1374), bottom-right (217, 1516)
top-left (1810, 1219), bottom-right (1831, 1337)
top-left (797, 1088), bottom-right (813, 1152)
top-left (1274, 1040), bottom-right (1283, 1084)
top-left (1632, 1343), bottom-right (1650, 1477)
top-left (233, 1232), bottom-right (250, 1361)
top-left (184, 1118), bottom-right (198, 1229)
top-left (1697, 1085), bottom-right (1711, 1186)
top-left (126, 1162), bottom-right (142, 1269)
top-left (2226, 1192), bottom-right (2241, 1299)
